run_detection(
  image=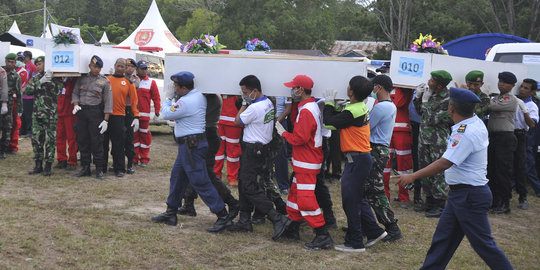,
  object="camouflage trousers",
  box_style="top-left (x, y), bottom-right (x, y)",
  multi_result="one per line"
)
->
top-left (419, 143), bottom-right (448, 200)
top-left (0, 112), bottom-right (13, 152)
top-left (365, 144), bottom-right (396, 226)
top-left (32, 116), bottom-right (57, 163)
